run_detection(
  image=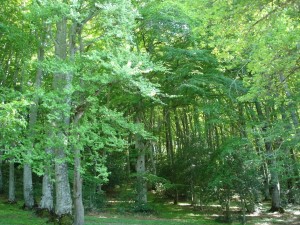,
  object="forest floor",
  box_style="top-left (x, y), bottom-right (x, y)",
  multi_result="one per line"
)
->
top-left (0, 196), bottom-right (299, 224)
top-left (85, 200), bottom-right (300, 225)
top-left (0, 196), bottom-right (48, 225)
